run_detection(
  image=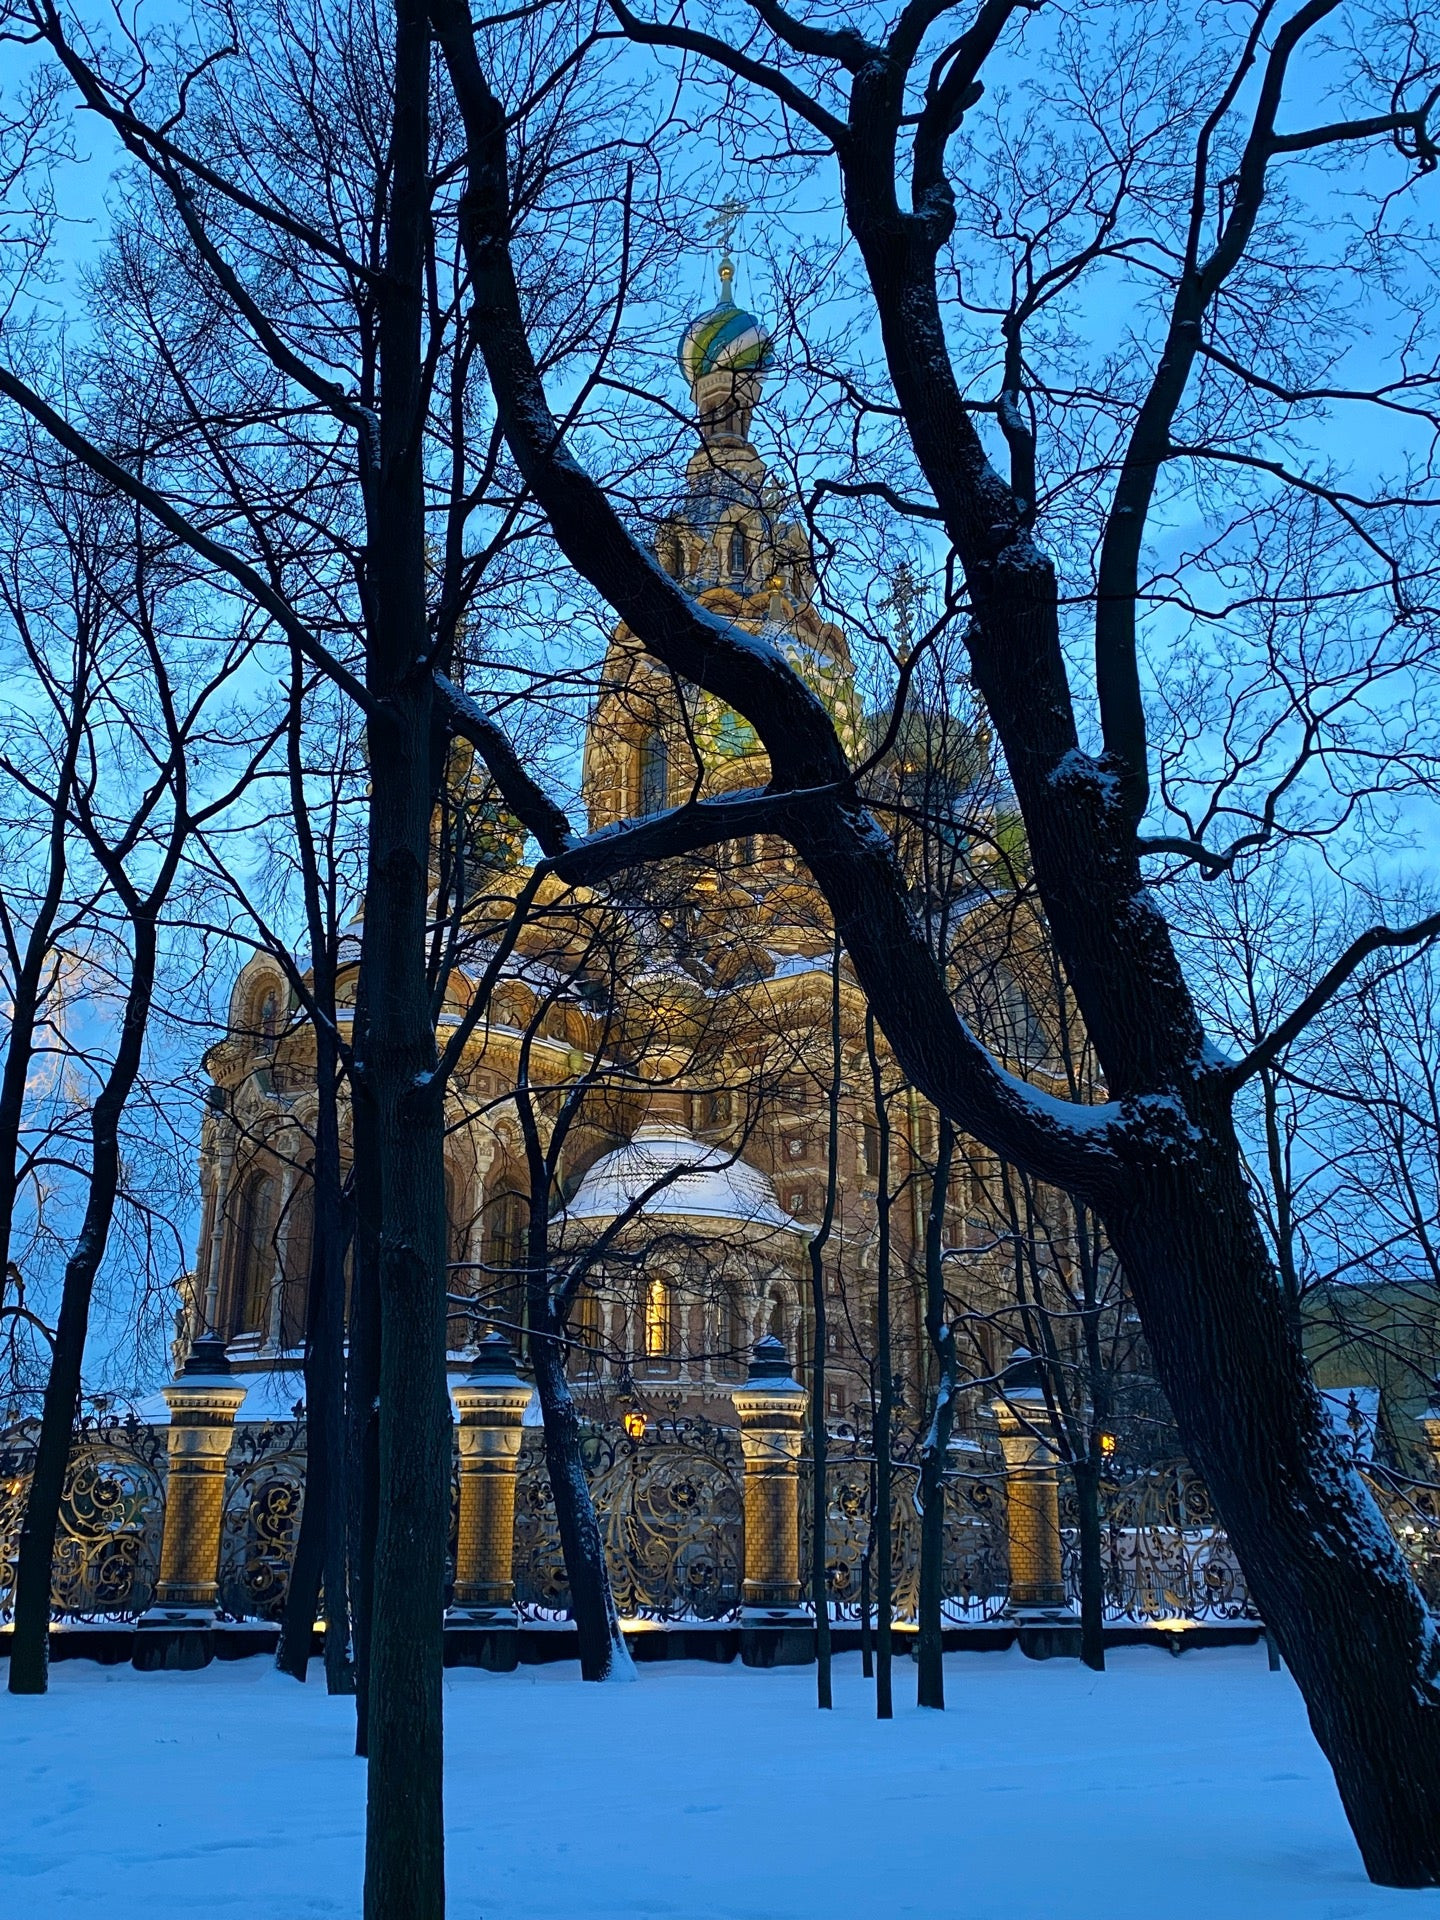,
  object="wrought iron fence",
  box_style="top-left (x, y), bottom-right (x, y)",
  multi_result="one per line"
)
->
top-left (810, 1437), bottom-right (1012, 1623)
top-left (1060, 1463), bottom-right (1259, 1622)
top-left (514, 1414), bottom-right (743, 1620)
top-left (0, 1413), bottom-right (167, 1623)
top-left (218, 1419), bottom-right (307, 1621)
top-left (1365, 1468), bottom-right (1440, 1610)
top-left (9, 1405), bottom-right (1440, 1635)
